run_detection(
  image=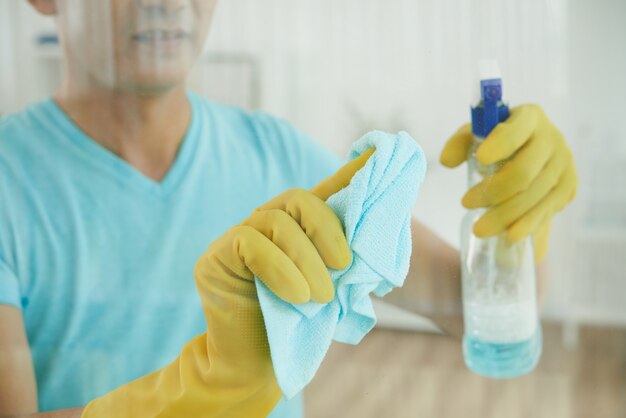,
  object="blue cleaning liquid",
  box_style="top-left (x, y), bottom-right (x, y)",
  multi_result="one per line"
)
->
top-left (463, 326), bottom-right (543, 378)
